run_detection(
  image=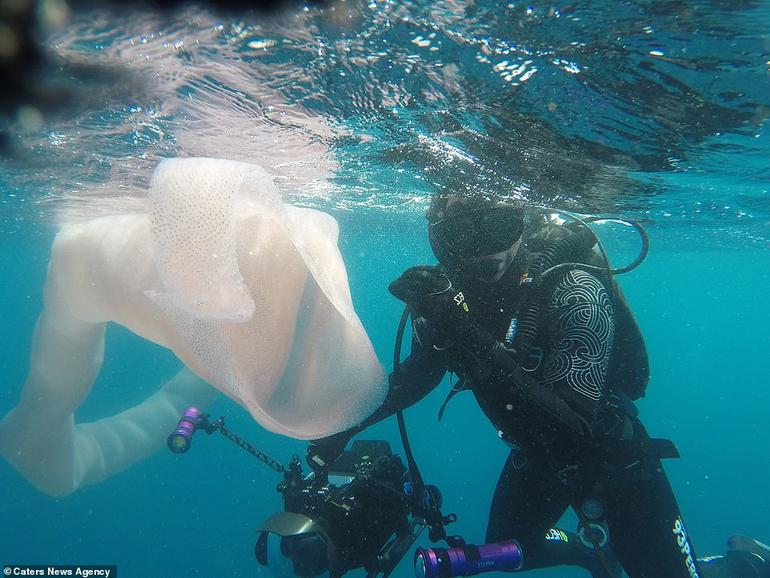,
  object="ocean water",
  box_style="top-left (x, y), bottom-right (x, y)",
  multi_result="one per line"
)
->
top-left (1, 1), bottom-right (769, 578)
